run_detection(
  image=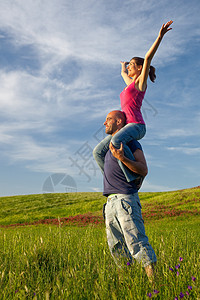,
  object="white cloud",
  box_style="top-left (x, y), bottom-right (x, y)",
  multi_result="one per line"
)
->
top-left (0, 0), bottom-right (200, 195)
top-left (0, 69), bottom-right (92, 123)
top-left (90, 187), bottom-right (102, 193)
top-left (140, 179), bottom-right (173, 192)
top-left (167, 147), bottom-right (200, 155)
top-left (1, 0), bottom-right (197, 68)
top-left (0, 133), bottom-right (74, 173)
top-left (160, 129), bottom-right (199, 139)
